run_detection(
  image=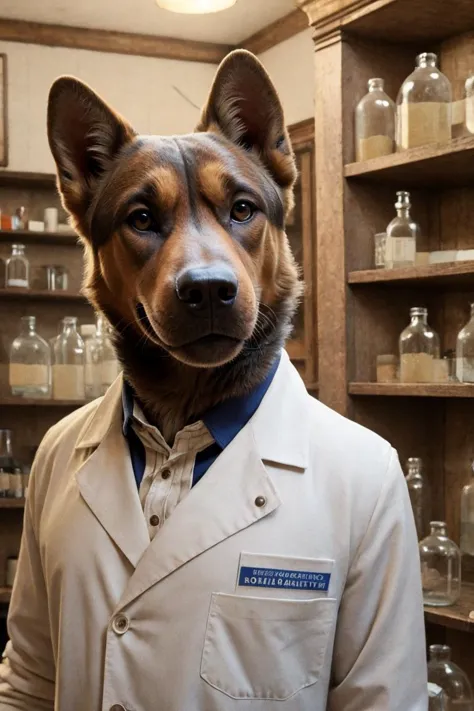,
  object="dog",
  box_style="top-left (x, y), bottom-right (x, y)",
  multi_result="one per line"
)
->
top-left (47, 50), bottom-right (302, 443)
